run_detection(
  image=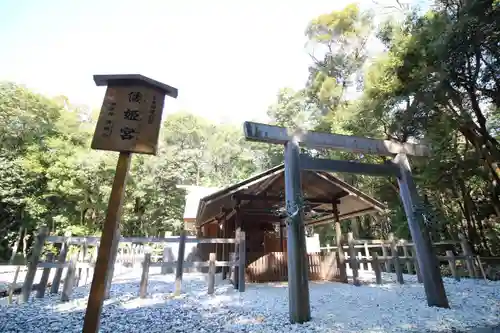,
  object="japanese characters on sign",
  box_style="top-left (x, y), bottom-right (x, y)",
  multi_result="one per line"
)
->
top-left (101, 102), bottom-right (116, 138)
top-left (148, 95), bottom-right (157, 124)
top-left (91, 85), bottom-right (165, 155)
